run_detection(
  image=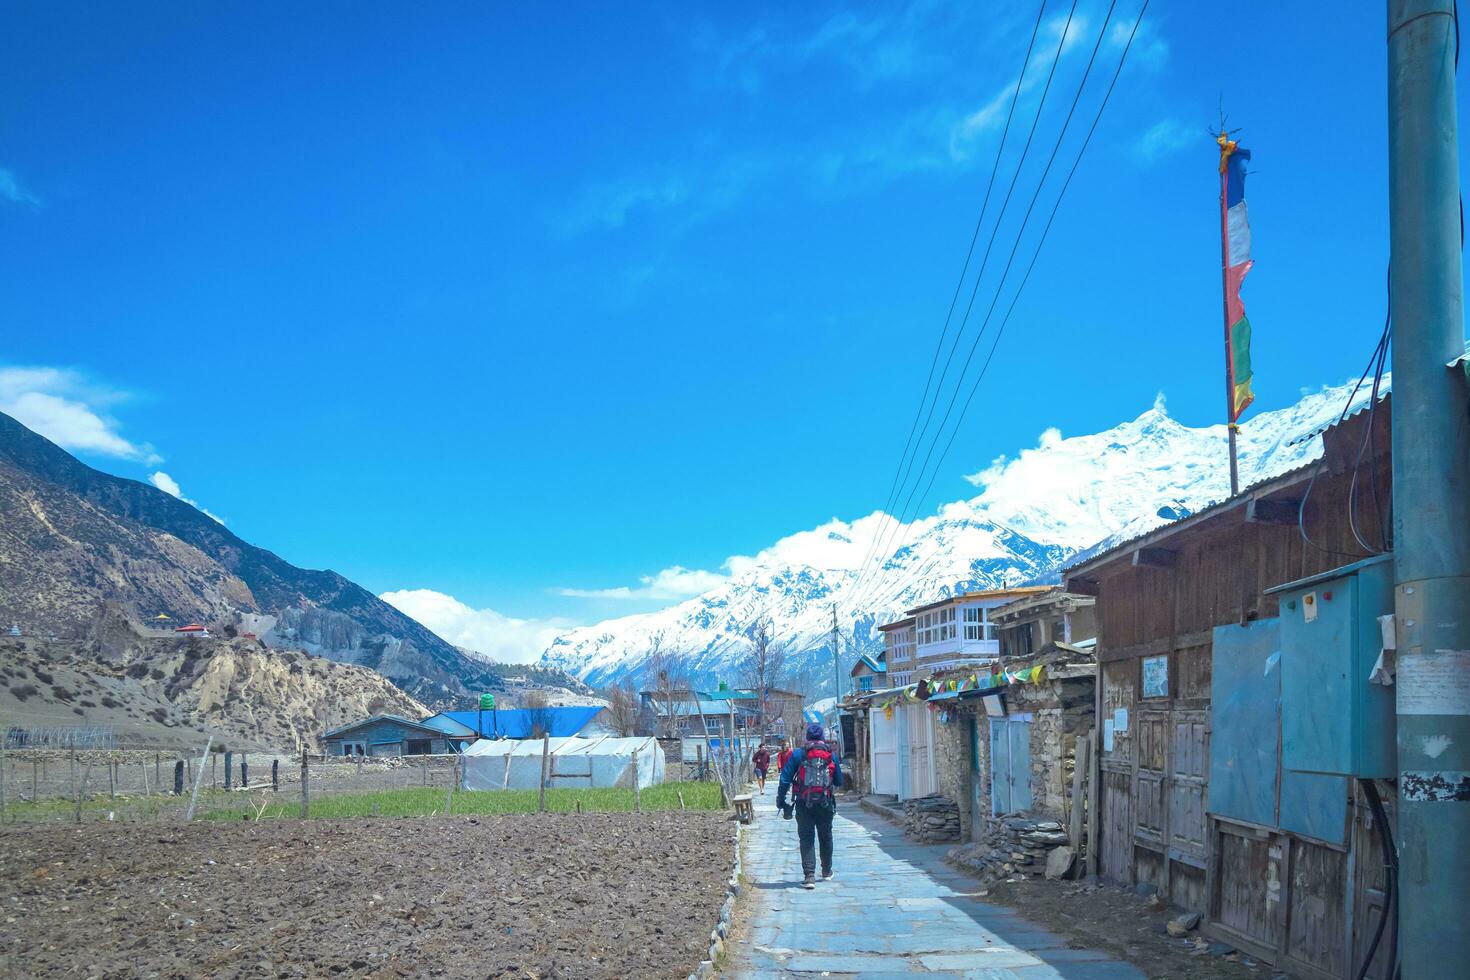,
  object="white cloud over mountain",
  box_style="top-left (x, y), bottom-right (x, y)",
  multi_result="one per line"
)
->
top-left (0, 367), bottom-right (160, 464)
top-left (380, 588), bottom-right (573, 665)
